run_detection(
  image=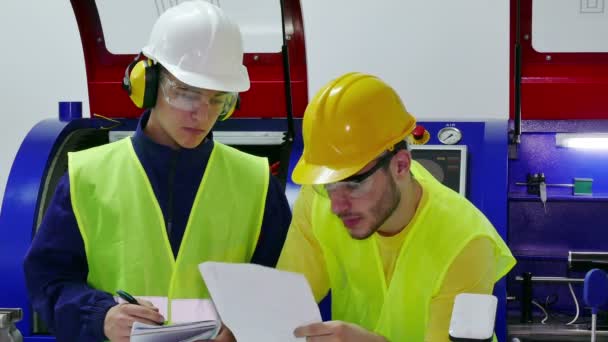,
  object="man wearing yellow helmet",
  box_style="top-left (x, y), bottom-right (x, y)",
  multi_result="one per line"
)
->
top-left (278, 72), bottom-right (515, 341)
top-left (23, 2), bottom-right (290, 341)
